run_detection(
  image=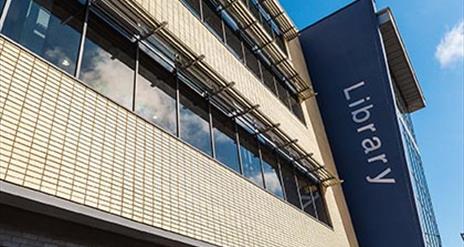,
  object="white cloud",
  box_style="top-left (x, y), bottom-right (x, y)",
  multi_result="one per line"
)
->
top-left (435, 20), bottom-right (464, 68)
